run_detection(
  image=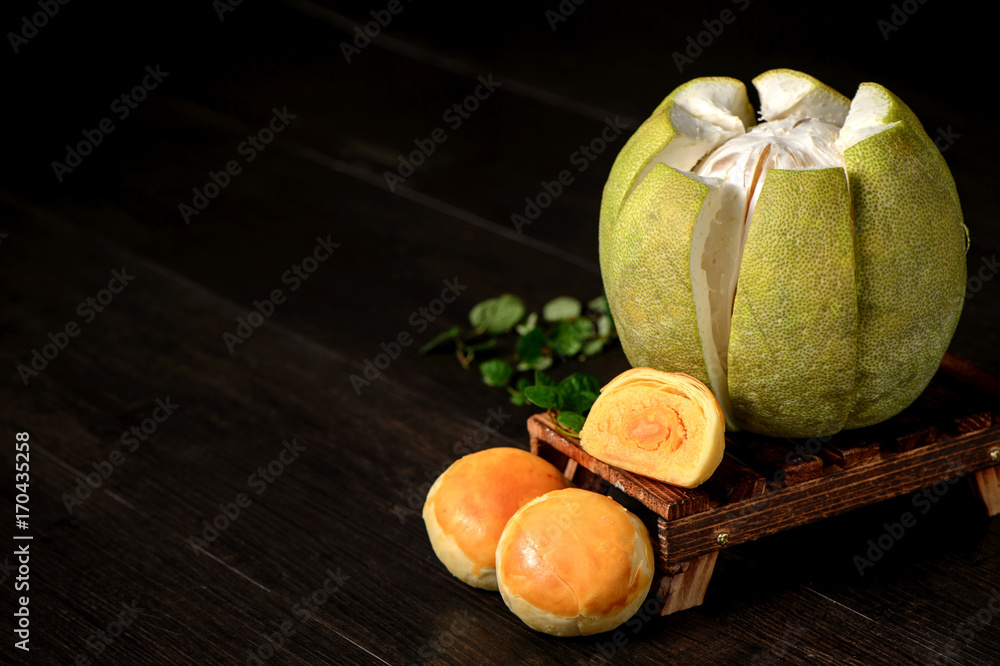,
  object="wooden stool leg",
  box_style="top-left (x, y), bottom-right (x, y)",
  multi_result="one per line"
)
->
top-left (970, 466), bottom-right (1000, 517)
top-left (656, 552), bottom-right (718, 616)
top-left (530, 436), bottom-right (606, 490)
